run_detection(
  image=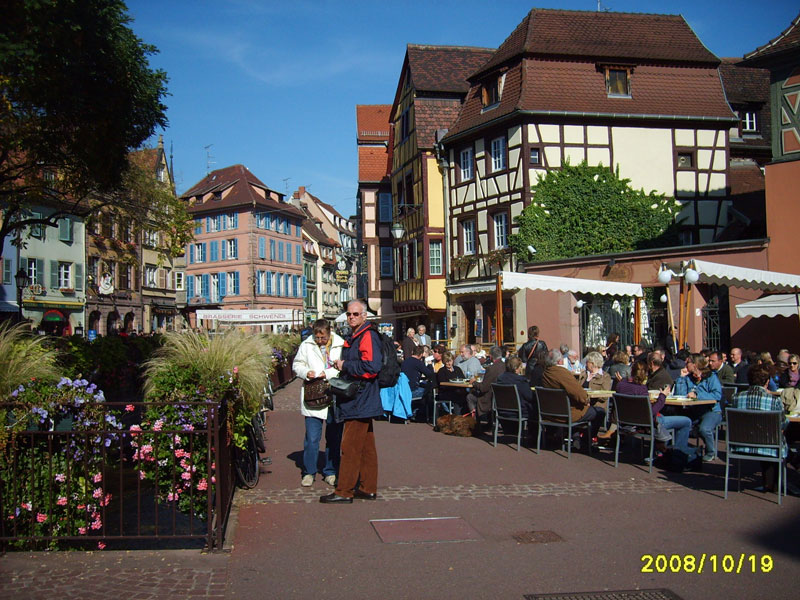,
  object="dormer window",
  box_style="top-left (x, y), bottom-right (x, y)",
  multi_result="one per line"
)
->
top-left (481, 73), bottom-right (505, 110)
top-left (603, 66), bottom-right (632, 97)
top-left (213, 191), bottom-right (222, 201)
